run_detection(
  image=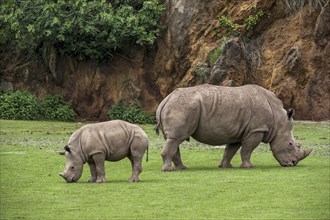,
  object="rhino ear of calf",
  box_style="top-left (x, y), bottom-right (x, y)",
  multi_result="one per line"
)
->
top-left (58, 145), bottom-right (71, 155)
top-left (64, 145), bottom-right (71, 153)
top-left (58, 151), bottom-right (66, 155)
top-left (287, 108), bottom-right (295, 119)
